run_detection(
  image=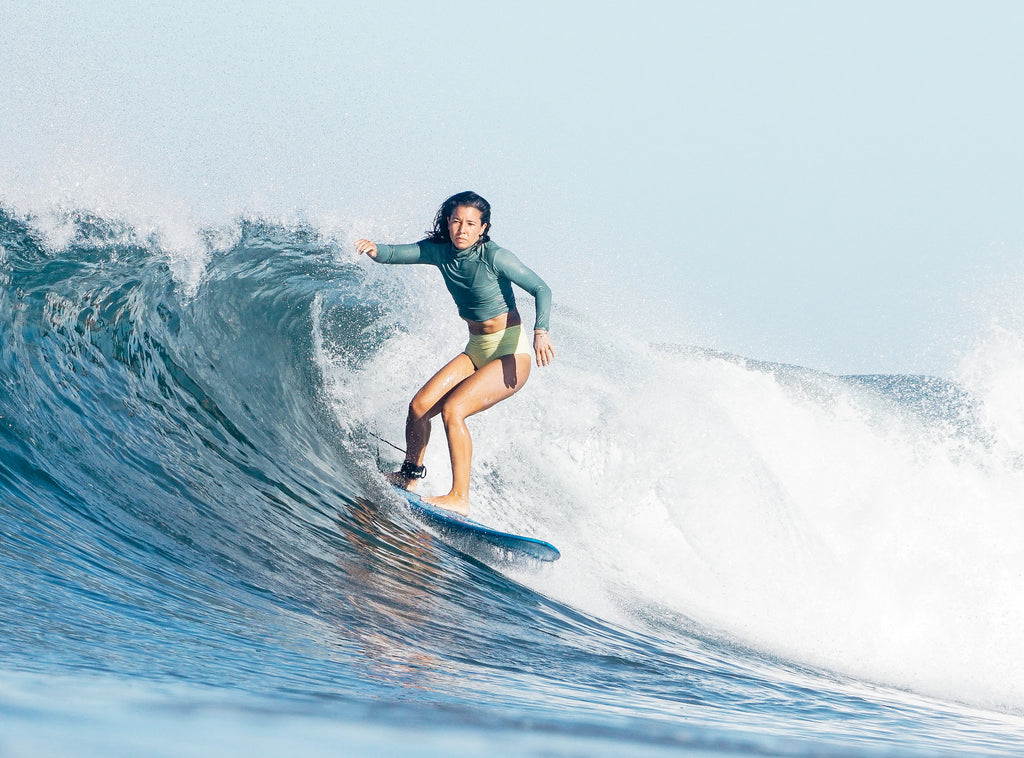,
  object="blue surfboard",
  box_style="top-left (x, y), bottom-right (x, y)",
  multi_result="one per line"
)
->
top-left (393, 487), bottom-right (560, 563)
